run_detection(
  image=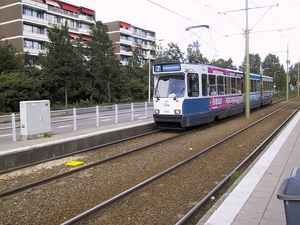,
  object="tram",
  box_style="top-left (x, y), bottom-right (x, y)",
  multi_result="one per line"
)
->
top-left (152, 62), bottom-right (273, 128)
